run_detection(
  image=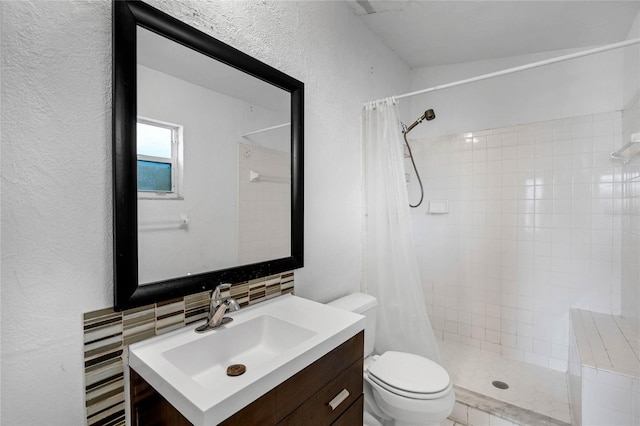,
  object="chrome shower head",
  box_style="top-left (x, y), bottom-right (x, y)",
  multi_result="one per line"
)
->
top-left (425, 109), bottom-right (435, 121)
top-left (403, 108), bottom-right (436, 134)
